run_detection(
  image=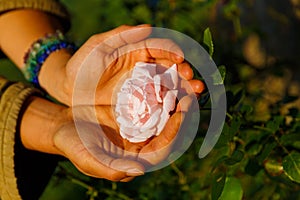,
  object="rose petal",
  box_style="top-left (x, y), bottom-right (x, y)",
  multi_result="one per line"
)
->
top-left (117, 116), bottom-right (133, 127)
top-left (154, 64), bottom-right (178, 91)
top-left (120, 126), bottom-right (140, 137)
top-left (141, 107), bottom-right (161, 131)
top-left (130, 127), bottom-right (157, 142)
top-left (132, 62), bottom-right (156, 78)
top-left (164, 64), bottom-right (178, 89)
top-left (155, 109), bottom-right (170, 135)
top-left (163, 89), bottom-right (178, 113)
top-left (153, 75), bottom-right (163, 103)
top-left (115, 62), bottom-right (179, 143)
